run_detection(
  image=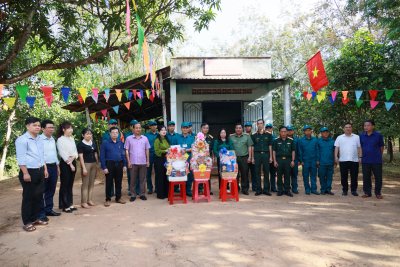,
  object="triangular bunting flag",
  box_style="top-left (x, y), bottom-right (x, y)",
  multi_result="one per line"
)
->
top-left (67, 95), bottom-right (70, 104)
top-left (385, 102), bottom-right (394, 111)
top-left (101, 109), bottom-right (107, 117)
top-left (152, 89), bottom-right (155, 98)
top-left (137, 99), bottom-right (142, 106)
top-left (385, 90), bottom-right (394, 101)
top-left (0, 84), bottom-right (3, 99)
top-left (331, 91), bottom-right (337, 101)
top-left (369, 90), bottom-right (378, 101)
top-left (40, 86), bottom-right (53, 98)
top-left (105, 117), bottom-right (108, 122)
top-left (145, 90), bottom-right (150, 99)
top-left (320, 91), bottom-right (326, 99)
top-left (303, 92), bottom-right (308, 99)
top-left (78, 88), bottom-right (87, 103)
top-left (16, 85), bottom-right (29, 104)
top-left (77, 95), bottom-right (83, 104)
top-left (150, 94), bottom-right (154, 102)
top-left (113, 105), bottom-right (119, 114)
top-left (116, 89), bottom-right (122, 101)
top-left (306, 93), bottom-right (312, 101)
top-left (104, 89), bottom-right (110, 100)
top-left (132, 90), bottom-right (137, 100)
top-left (312, 92), bottom-right (317, 100)
top-left (140, 90), bottom-right (144, 99)
top-left (370, 100), bottom-right (379, 109)
top-left (44, 96), bottom-right (53, 107)
top-left (26, 97), bottom-right (36, 108)
top-left (355, 91), bottom-right (363, 101)
top-left (329, 96), bottom-right (335, 104)
top-left (128, 92), bottom-right (133, 100)
top-left (137, 91), bottom-right (141, 99)
top-left (103, 93), bottom-right (108, 103)
top-left (295, 92), bottom-right (300, 100)
top-left (342, 98), bottom-right (349, 105)
top-left (91, 94), bottom-right (97, 103)
top-left (3, 98), bottom-right (16, 109)
top-left (92, 88), bottom-right (99, 102)
top-left (124, 90), bottom-right (129, 100)
top-left (95, 115), bottom-right (98, 122)
top-left (61, 87), bottom-right (71, 104)
top-left (355, 100), bottom-right (364, 107)
top-left (342, 91), bottom-right (348, 99)
top-left (317, 95), bottom-right (323, 103)
top-left (124, 102), bottom-right (131, 110)
top-left (90, 113), bottom-right (96, 121)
